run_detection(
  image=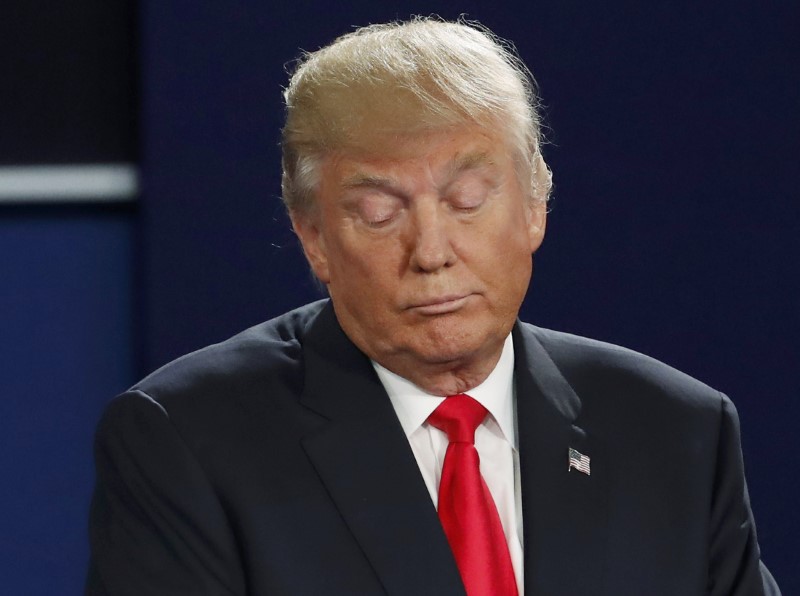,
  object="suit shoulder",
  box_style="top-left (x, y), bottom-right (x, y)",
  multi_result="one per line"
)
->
top-left (130, 300), bottom-right (327, 406)
top-left (519, 323), bottom-right (723, 411)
